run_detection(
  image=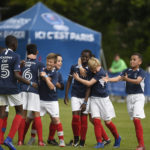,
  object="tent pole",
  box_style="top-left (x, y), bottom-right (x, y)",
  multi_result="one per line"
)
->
top-left (100, 48), bottom-right (107, 71)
